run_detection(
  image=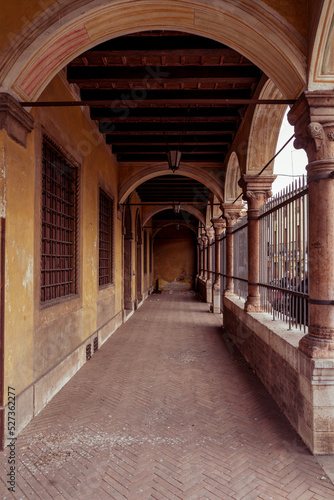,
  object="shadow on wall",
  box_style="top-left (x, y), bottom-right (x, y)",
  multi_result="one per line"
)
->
top-left (154, 226), bottom-right (196, 290)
